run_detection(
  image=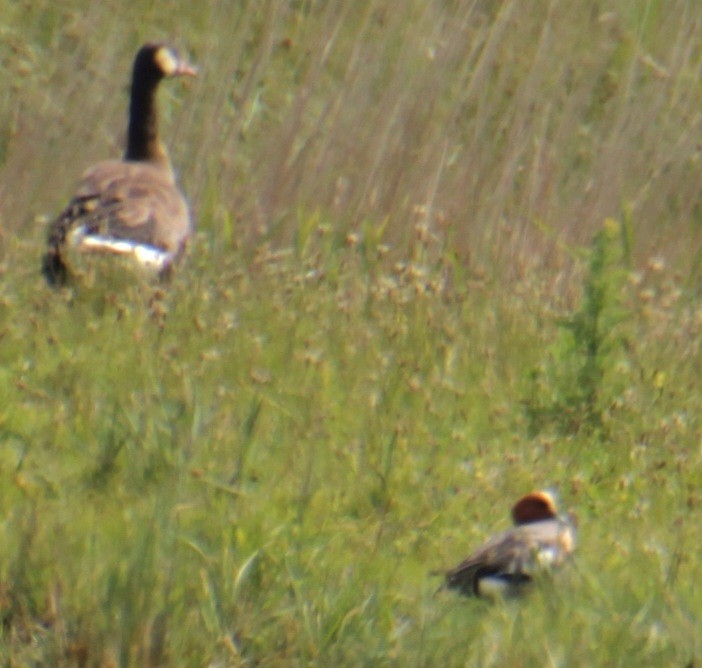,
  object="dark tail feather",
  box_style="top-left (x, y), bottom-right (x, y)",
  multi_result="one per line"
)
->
top-left (41, 247), bottom-right (69, 286)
